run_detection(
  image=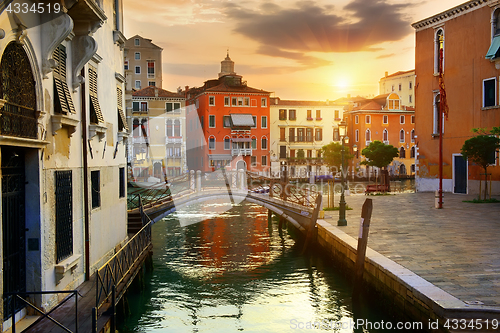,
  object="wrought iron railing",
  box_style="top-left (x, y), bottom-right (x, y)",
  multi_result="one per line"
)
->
top-left (95, 213), bottom-right (152, 310)
top-left (4, 290), bottom-right (81, 333)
